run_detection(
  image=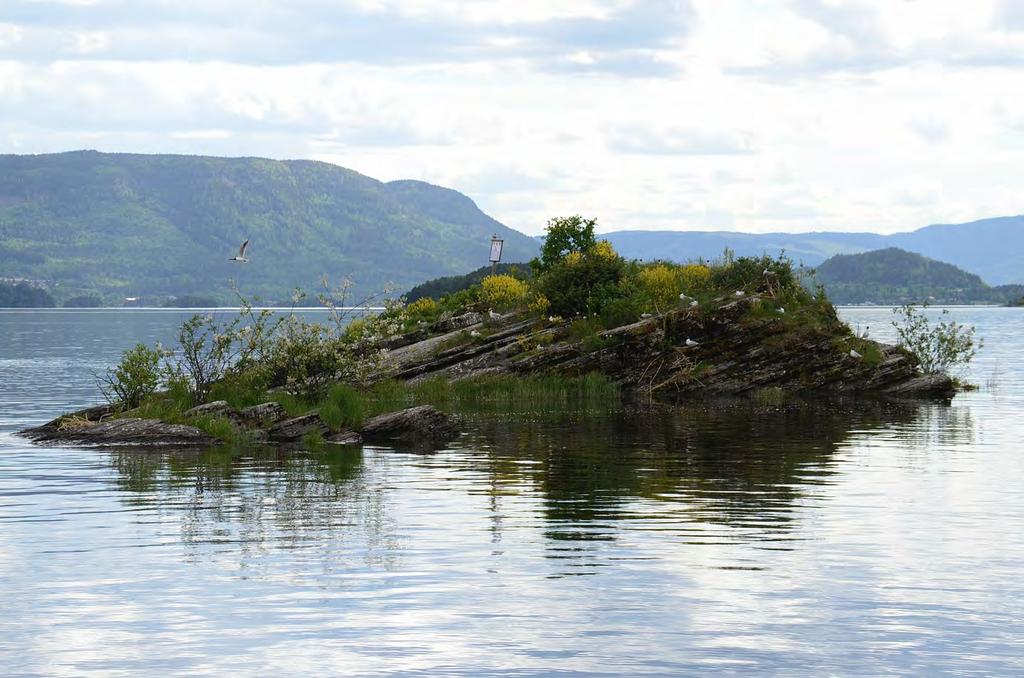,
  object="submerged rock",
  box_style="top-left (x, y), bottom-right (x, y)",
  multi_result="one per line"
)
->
top-left (21, 417), bottom-right (217, 447)
top-left (359, 405), bottom-right (458, 445)
top-left (326, 430), bottom-right (364, 446)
